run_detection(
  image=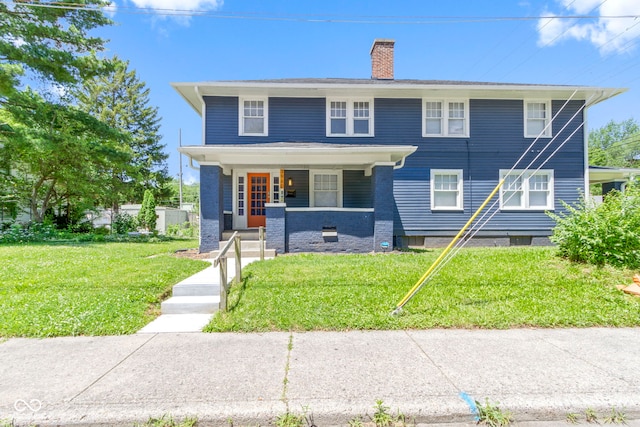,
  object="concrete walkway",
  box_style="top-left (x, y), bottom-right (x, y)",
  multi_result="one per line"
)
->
top-left (2, 328), bottom-right (640, 426)
top-left (138, 257), bottom-right (266, 334)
